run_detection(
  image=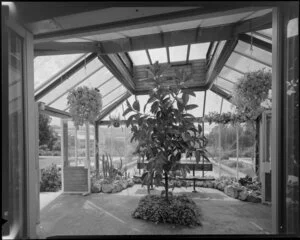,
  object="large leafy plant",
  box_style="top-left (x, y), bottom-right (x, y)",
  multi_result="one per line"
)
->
top-left (67, 86), bottom-right (102, 127)
top-left (123, 62), bottom-right (209, 201)
top-left (232, 69), bottom-right (272, 121)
